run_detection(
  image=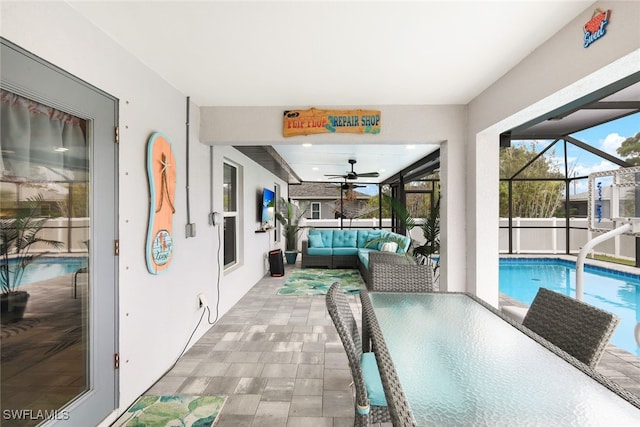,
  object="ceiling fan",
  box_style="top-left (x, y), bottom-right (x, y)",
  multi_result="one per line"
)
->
top-left (325, 159), bottom-right (380, 181)
top-left (326, 180), bottom-right (367, 191)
